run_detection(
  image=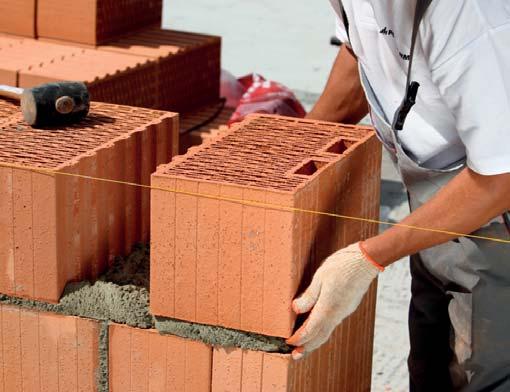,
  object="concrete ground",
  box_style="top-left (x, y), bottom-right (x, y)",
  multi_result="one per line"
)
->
top-left (163, 2), bottom-right (411, 390)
